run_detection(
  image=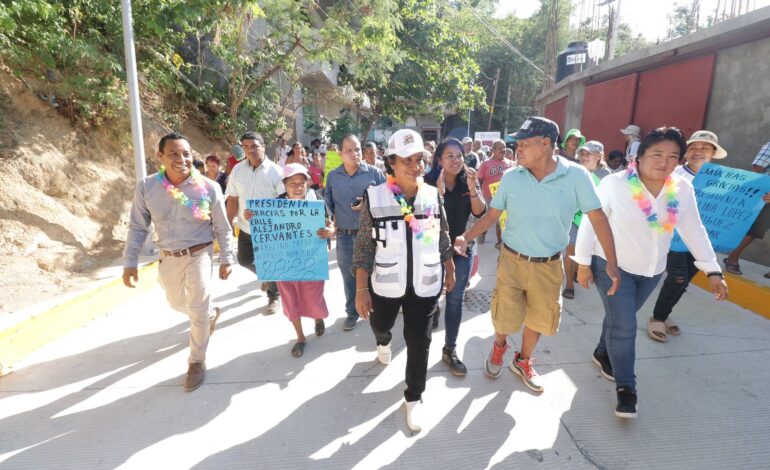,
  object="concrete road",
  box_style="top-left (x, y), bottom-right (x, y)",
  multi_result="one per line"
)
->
top-left (1, 240), bottom-right (769, 469)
